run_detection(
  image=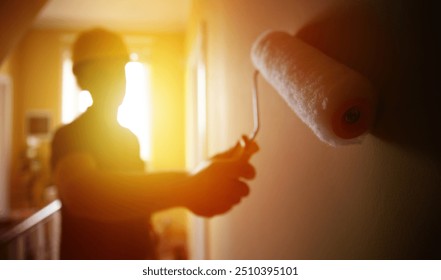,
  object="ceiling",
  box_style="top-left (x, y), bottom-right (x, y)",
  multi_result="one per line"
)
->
top-left (34, 0), bottom-right (192, 32)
